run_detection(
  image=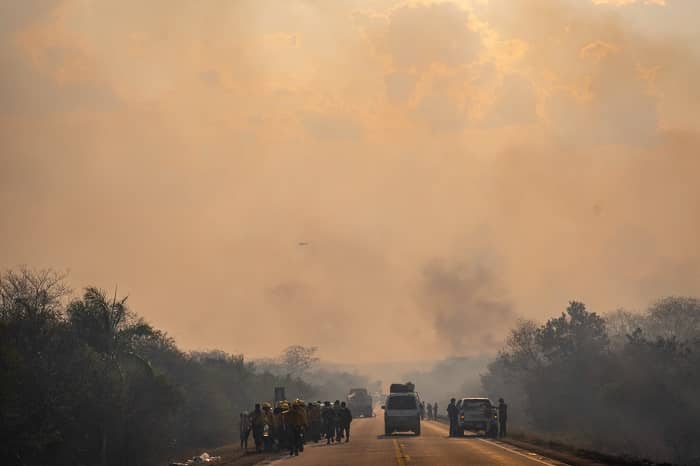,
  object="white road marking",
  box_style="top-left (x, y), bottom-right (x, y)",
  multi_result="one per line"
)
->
top-left (423, 420), bottom-right (570, 466)
top-left (477, 438), bottom-right (569, 466)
